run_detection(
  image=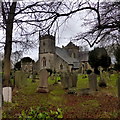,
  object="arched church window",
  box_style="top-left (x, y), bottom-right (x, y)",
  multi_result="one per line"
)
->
top-left (71, 53), bottom-right (76, 58)
top-left (43, 57), bottom-right (46, 67)
top-left (60, 64), bottom-right (63, 70)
